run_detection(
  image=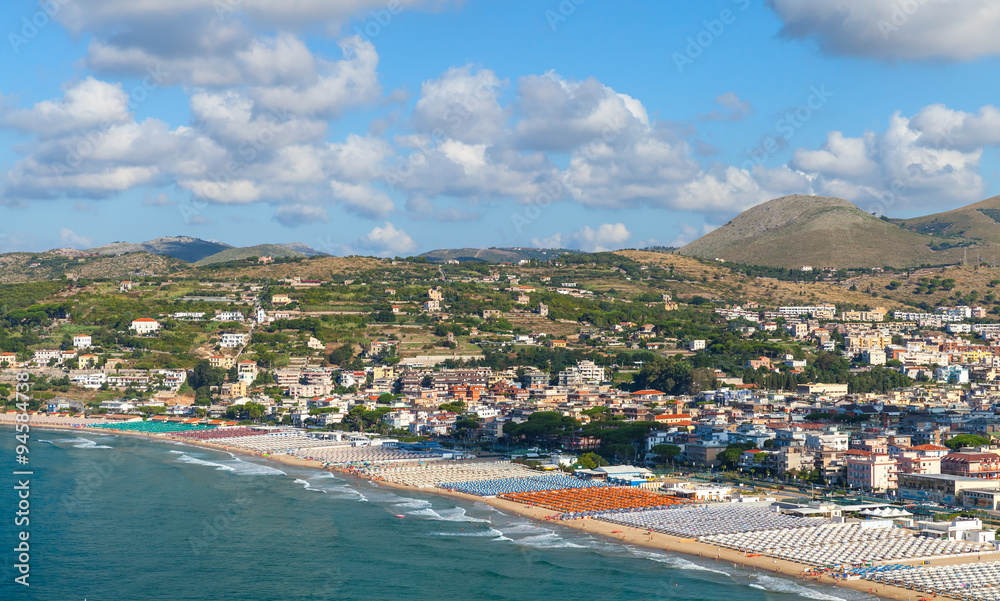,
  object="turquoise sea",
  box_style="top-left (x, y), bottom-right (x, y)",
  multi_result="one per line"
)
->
top-left (0, 428), bottom-right (877, 601)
